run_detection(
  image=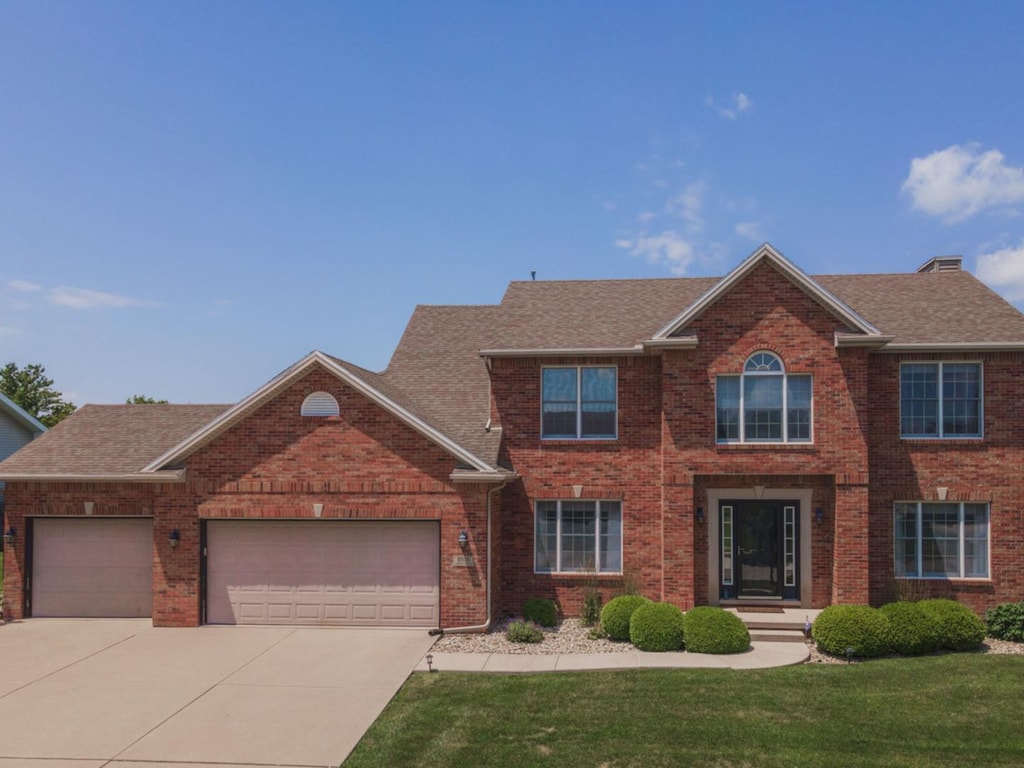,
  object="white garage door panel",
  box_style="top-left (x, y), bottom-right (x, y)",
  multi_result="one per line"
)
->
top-left (206, 521), bottom-right (439, 627)
top-left (33, 518), bottom-right (153, 618)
